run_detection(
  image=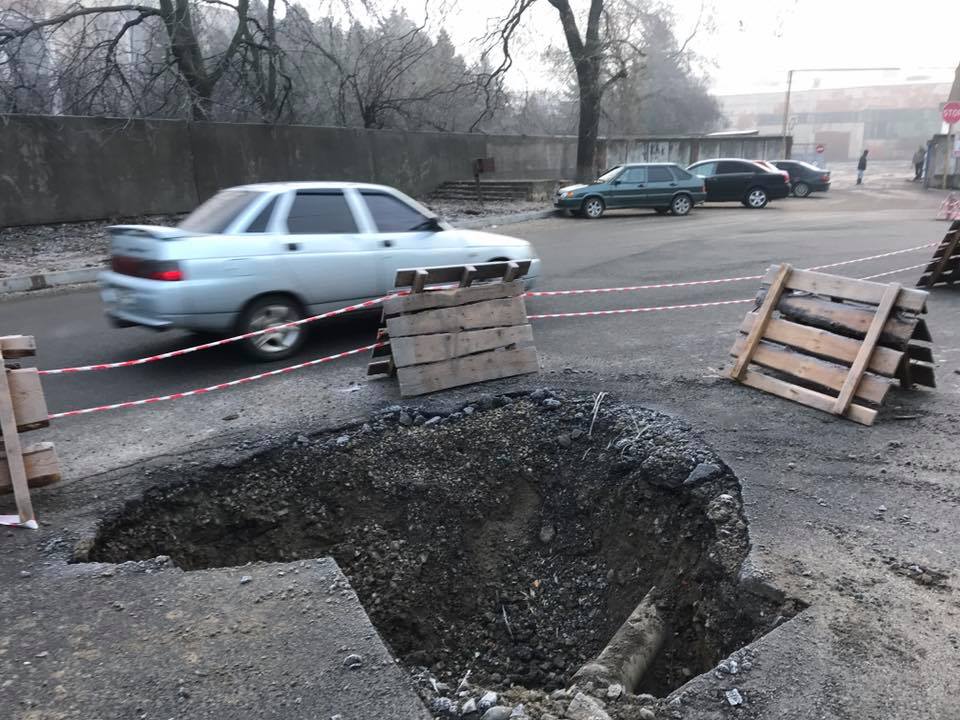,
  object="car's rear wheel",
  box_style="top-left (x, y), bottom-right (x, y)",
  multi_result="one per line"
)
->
top-left (582, 197), bottom-right (605, 219)
top-left (743, 187), bottom-right (768, 209)
top-left (238, 295), bottom-right (306, 361)
top-left (792, 181), bottom-right (811, 198)
top-left (670, 194), bottom-right (692, 216)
